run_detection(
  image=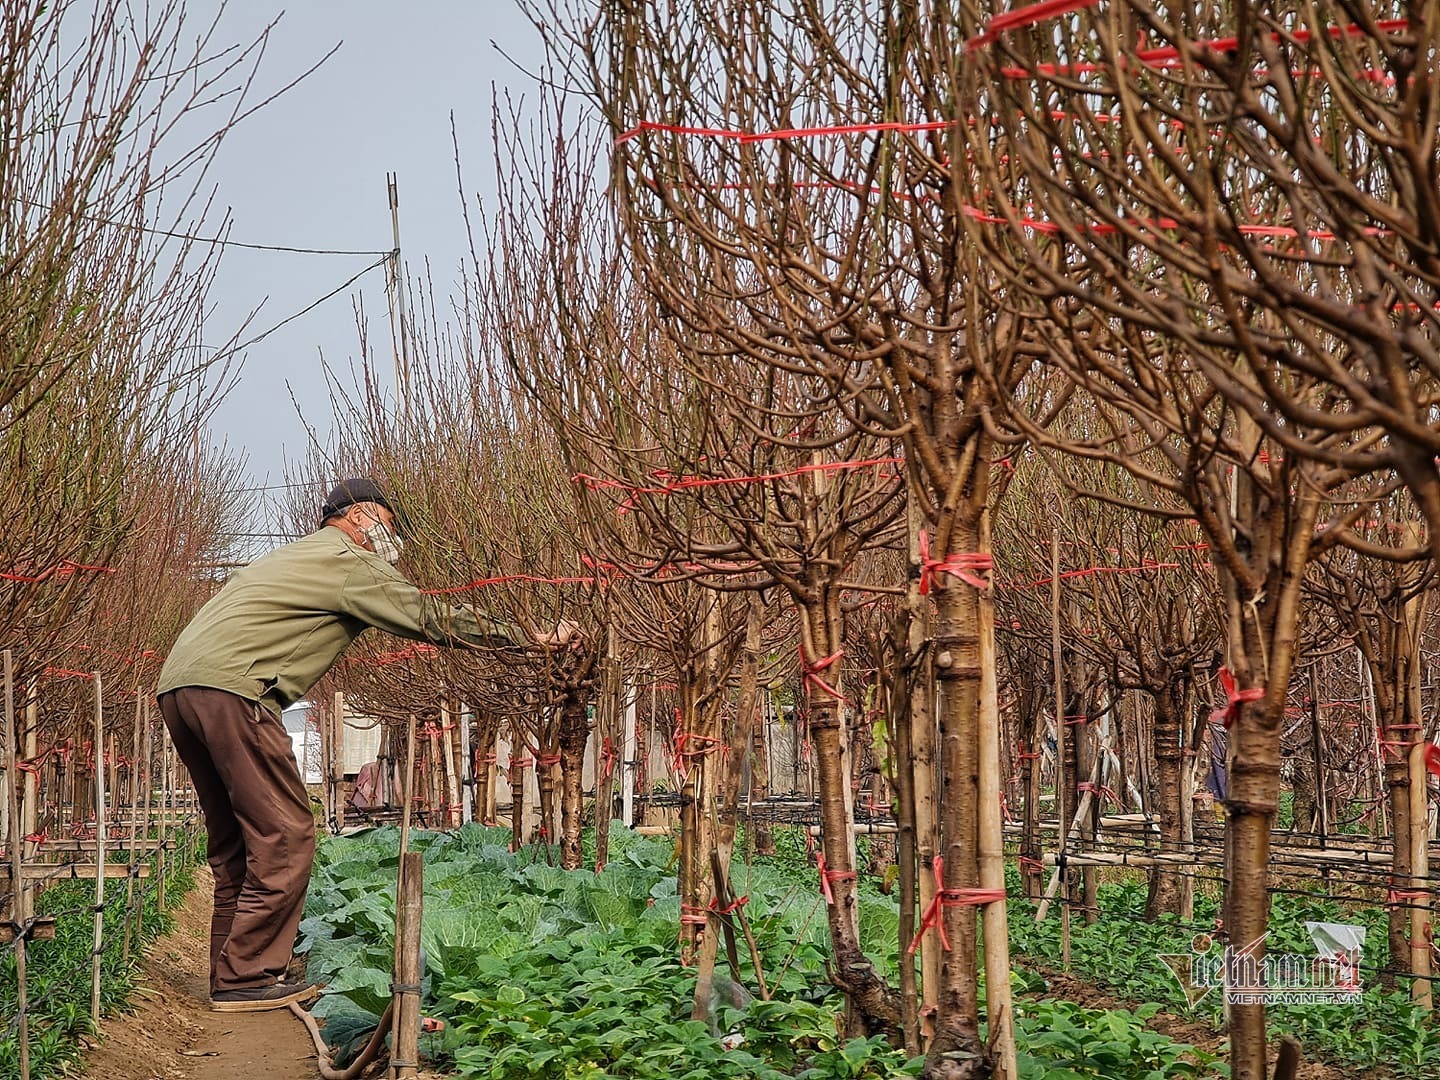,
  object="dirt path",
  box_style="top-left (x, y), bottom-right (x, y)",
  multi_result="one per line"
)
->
top-left (80, 866), bottom-right (319, 1080)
